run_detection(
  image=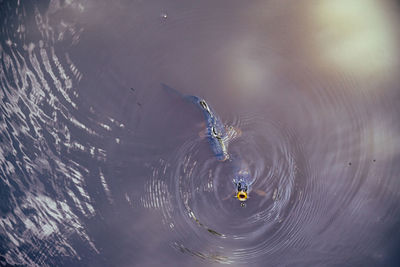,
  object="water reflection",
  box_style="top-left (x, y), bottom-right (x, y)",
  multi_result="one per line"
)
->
top-left (1, 0), bottom-right (400, 266)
